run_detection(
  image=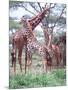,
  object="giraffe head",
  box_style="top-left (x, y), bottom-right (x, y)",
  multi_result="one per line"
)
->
top-left (19, 16), bottom-right (27, 24)
top-left (19, 15), bottom-right (31, 24)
